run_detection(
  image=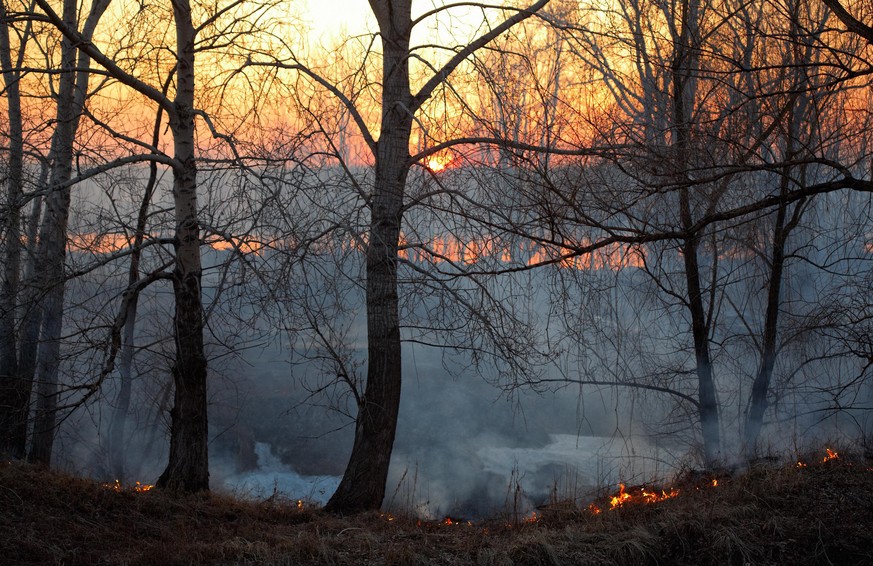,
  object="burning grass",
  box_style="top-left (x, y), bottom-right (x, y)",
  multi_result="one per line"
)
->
top-left (1, 449), bottom-right (872, 565)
